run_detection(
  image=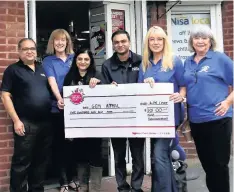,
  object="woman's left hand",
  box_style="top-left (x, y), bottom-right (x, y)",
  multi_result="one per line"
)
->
top-left (169, 92), bottom-right (184, 103)
top-left (214, 100), bottom-right (231, 116)
top-left (89, 78), bottom-right (101, 88)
